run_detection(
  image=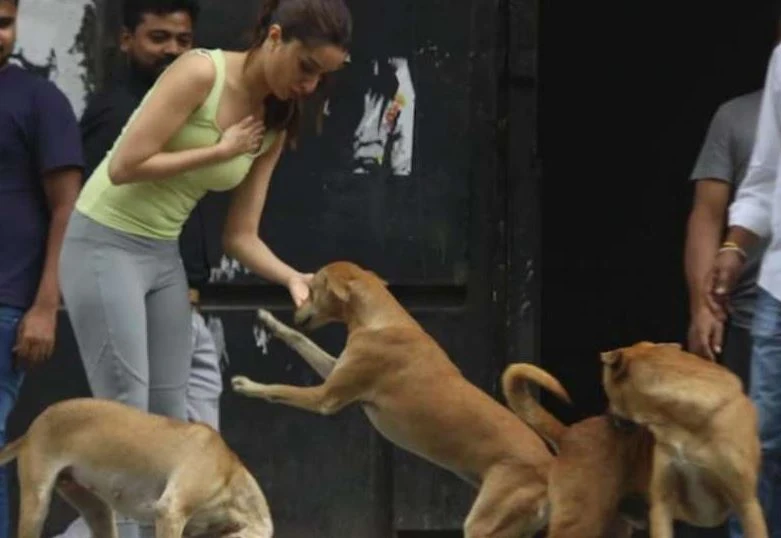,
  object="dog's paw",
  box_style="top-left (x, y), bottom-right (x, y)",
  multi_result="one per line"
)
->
top-left (231, 375), bottom-right (256, 395)
top-left (257, 309), bottom-right (282, 333)
top-left (232, 377), bottom-right (276, 402)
